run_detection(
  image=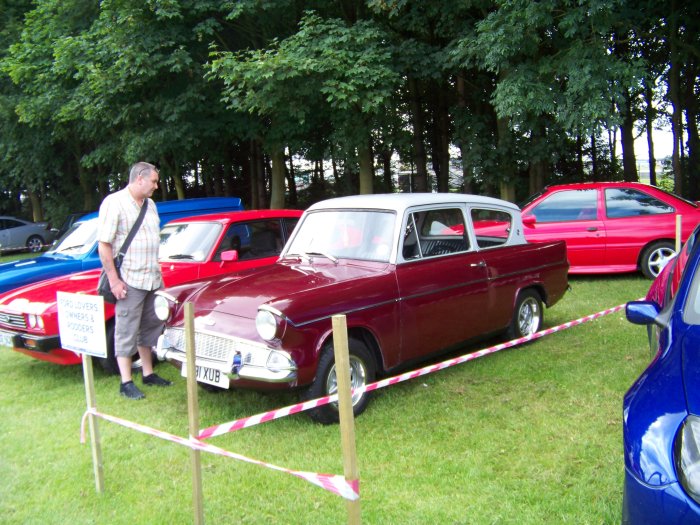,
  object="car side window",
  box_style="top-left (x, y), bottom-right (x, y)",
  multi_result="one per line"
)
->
top-left (530, 189), bottom-right (598, 222)
top-left (605, 188), bottom-right (674, 218)
top-left (471, 208), bottom-right (513, 248)
top-left (402, 208), bottom-right (469, 259)
top-left (237, 220), bottom-right (286, 260)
